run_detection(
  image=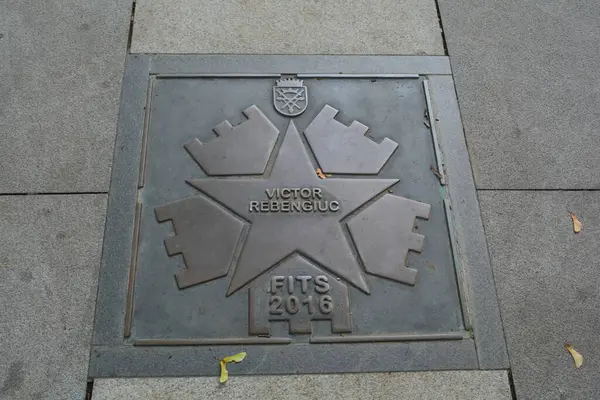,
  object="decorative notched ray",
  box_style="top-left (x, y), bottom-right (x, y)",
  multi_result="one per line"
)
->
top-left (184, 105), bottom-right (279, 175)
top-left (348, 194), bottom-right (431, 285)
top-left (304, 105), bottom-right (398, 174)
